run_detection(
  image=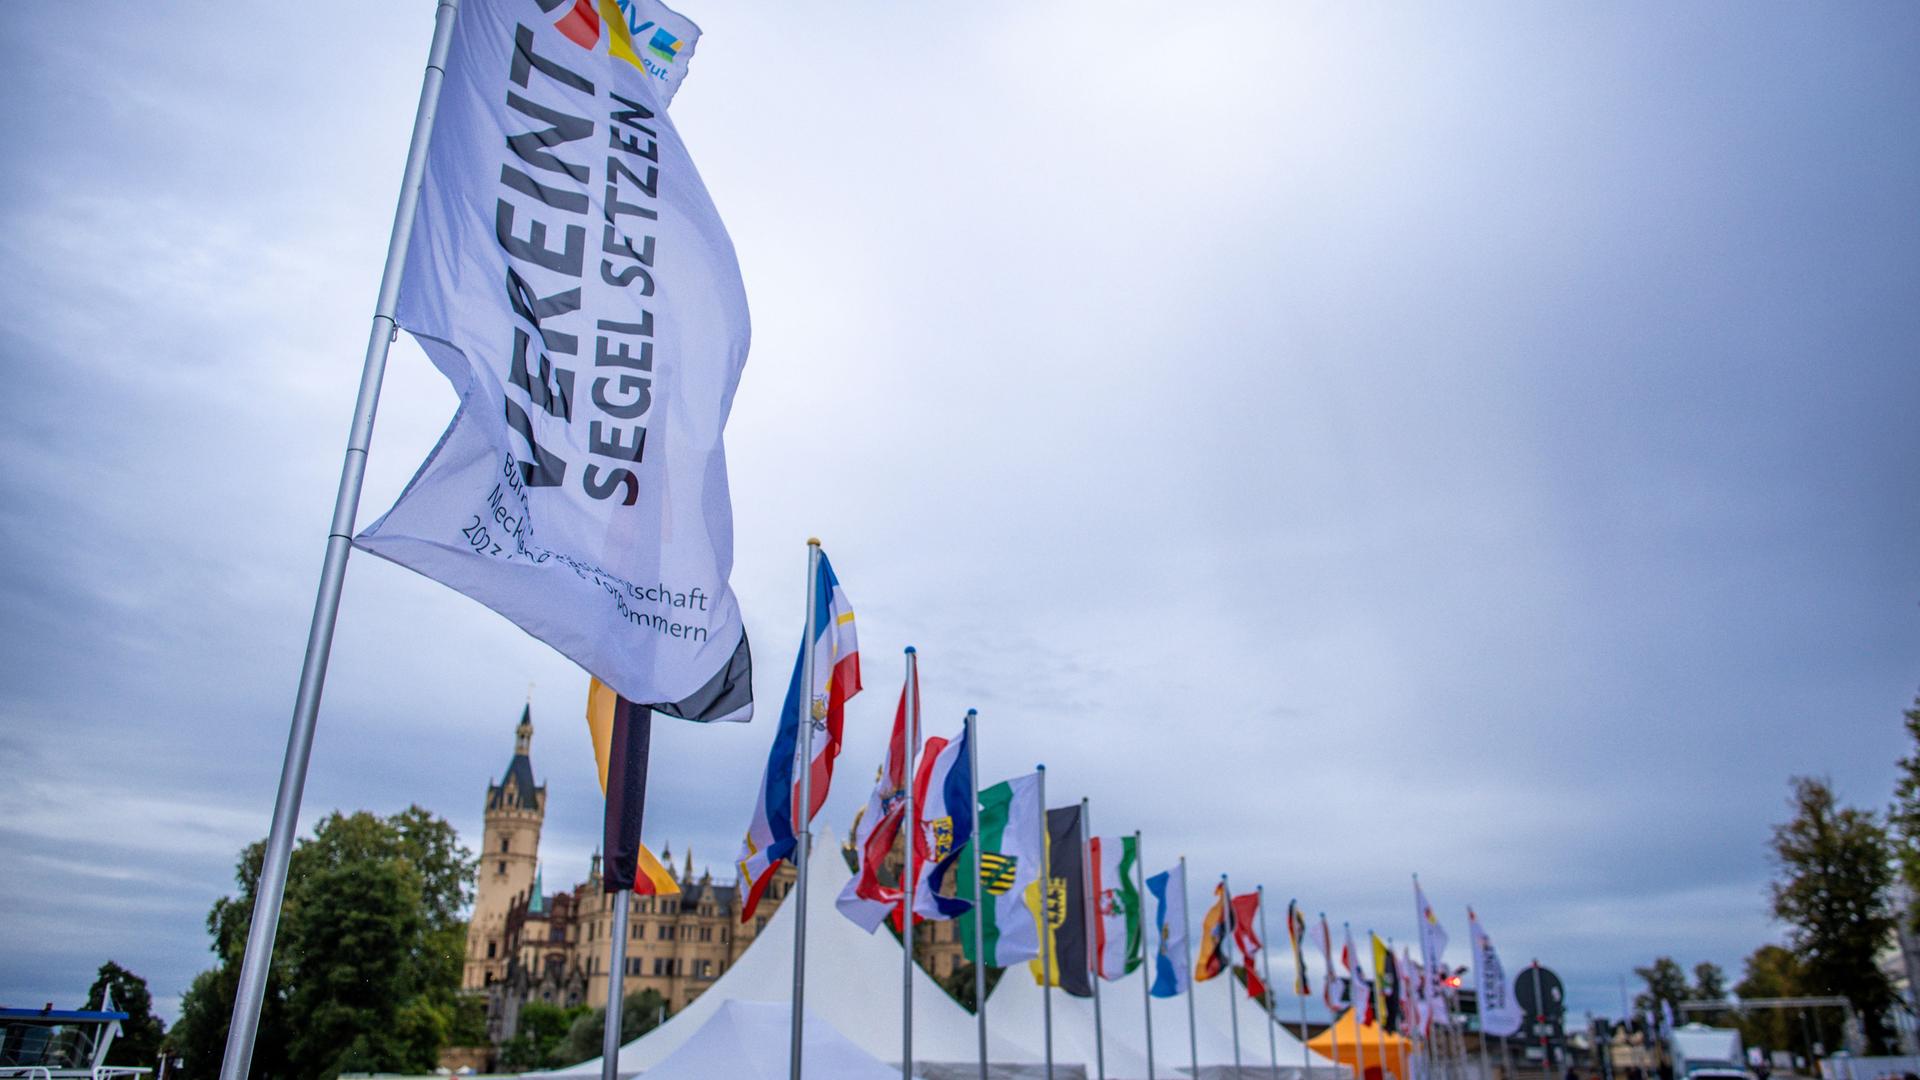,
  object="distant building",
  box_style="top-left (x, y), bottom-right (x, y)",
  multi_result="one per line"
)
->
top-left (461, 708), bottom-right (972, 1051)
top-left (463, 709), bottom-right (796, 1045)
